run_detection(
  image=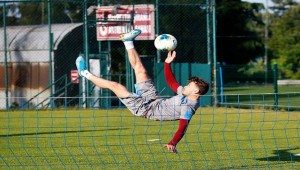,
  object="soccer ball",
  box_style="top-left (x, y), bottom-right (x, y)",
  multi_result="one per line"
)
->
top-left (154, 34), bottom-right (177, 51)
